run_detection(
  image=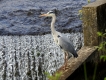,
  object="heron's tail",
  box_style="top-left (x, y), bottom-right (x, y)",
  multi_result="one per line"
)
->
top-left (73, 50), bottom-right (78, 58)
top-left (73, 52), bottom-right (78, 58)
top-left (68, 51), bottom-right (78, 59)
